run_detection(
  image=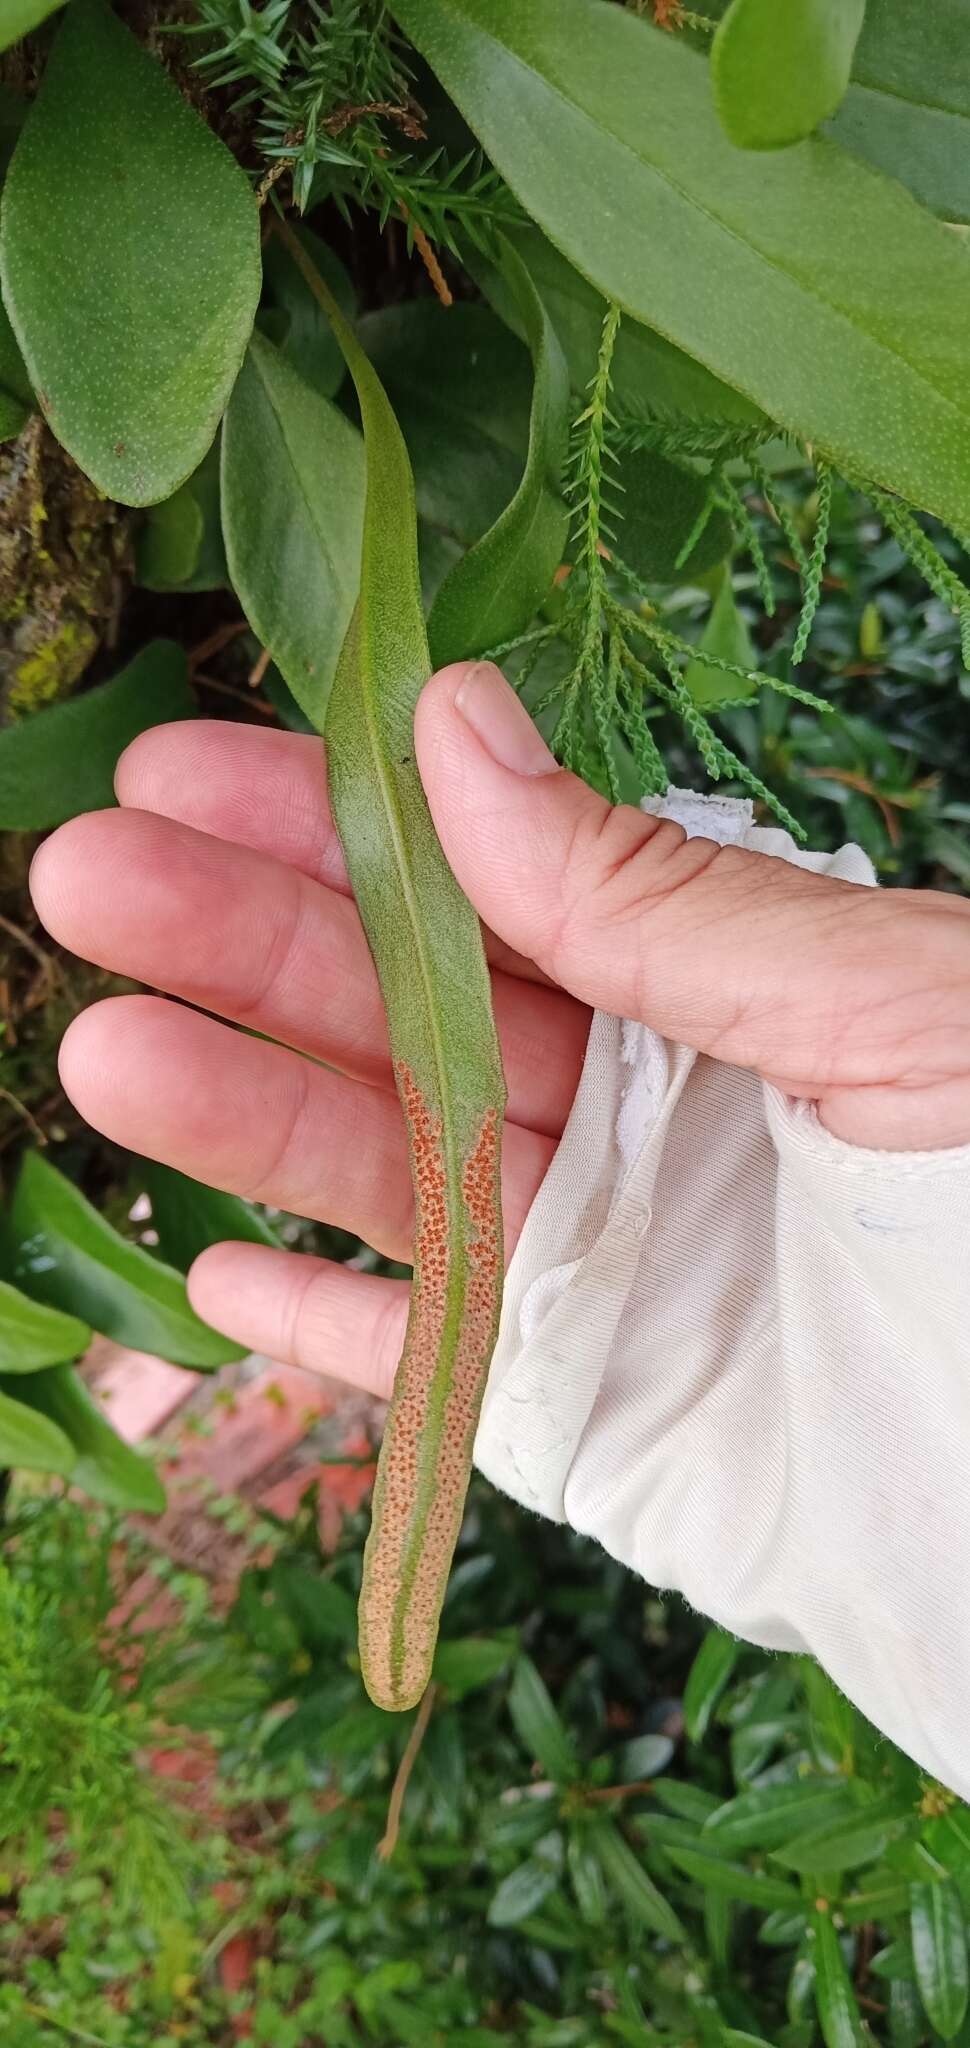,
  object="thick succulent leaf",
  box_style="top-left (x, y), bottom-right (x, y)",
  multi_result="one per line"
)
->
top-left (0, 1279), bottom-right (89, 1373)
top-left (396, 0), bottom-right (970, 531)
top-left (427, 237), bottom-right (569, 667)
top-left (261, 224), bottom-right (355, 401)
top-left (0, 640), bottom-right (193, 830)
top-left (7, 1363), bottom-right (166, 1513)
top-left (275, 226), bottom-right (506, 1713)
top-left (910, 1879), bottom-right (969, 2039)
top-left (4, 1151), bottom-right (244, 1369)
top-left (828, 0), bottom-right (970, 225)
top-left (712, 0), bottom-right (866, 151)
top-left (221, 330), bottom-right (365, 728)
top-left (476, 226), bottom-right (765, 431)
top-left (507, 1655), bottom-right (580, 1781)
top-left (0, 0), bottom-right (65, 51)
top-left (0, 1383), bottom-right (74, 1476)
top-left (0, 293), bottom-right (31, 441)
top-left (0, 0), bottom-right (260, 504)
top-left (811, 1906), bottom-right (867, 2047)
top-left (139, 1161), bottom-right (281, 1274)
top-left (358, 299), bottom-right (534, 547)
